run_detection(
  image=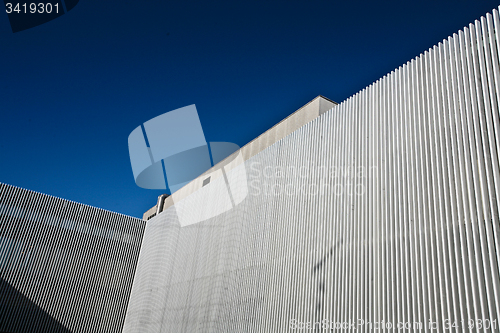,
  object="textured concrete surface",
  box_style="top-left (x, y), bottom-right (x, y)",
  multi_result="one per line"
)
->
top-left (0, 183), bottom-right (145, 333)
top-left (143, 95), bottom-right (337, 219)
top-left (127, 8), bottom-right (500, 332)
